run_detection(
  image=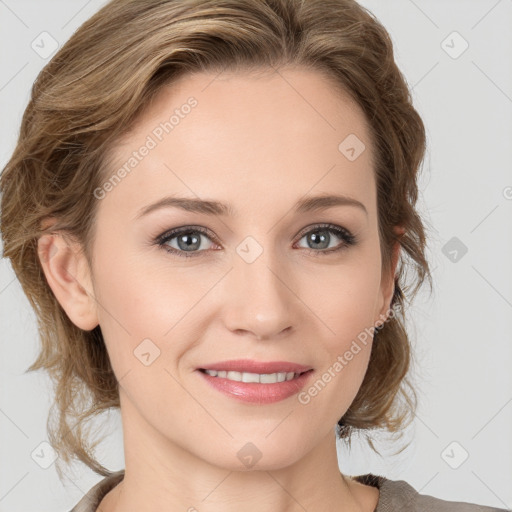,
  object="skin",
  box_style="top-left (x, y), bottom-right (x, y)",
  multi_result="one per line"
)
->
top-left (38, 66), bottom-right (402, 512)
